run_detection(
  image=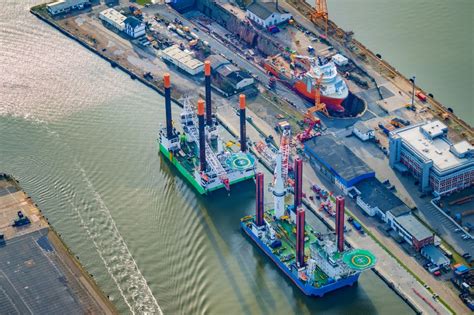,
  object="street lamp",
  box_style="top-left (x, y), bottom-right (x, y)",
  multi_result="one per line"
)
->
top-left (410, 76), bottom-right (416, 108)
